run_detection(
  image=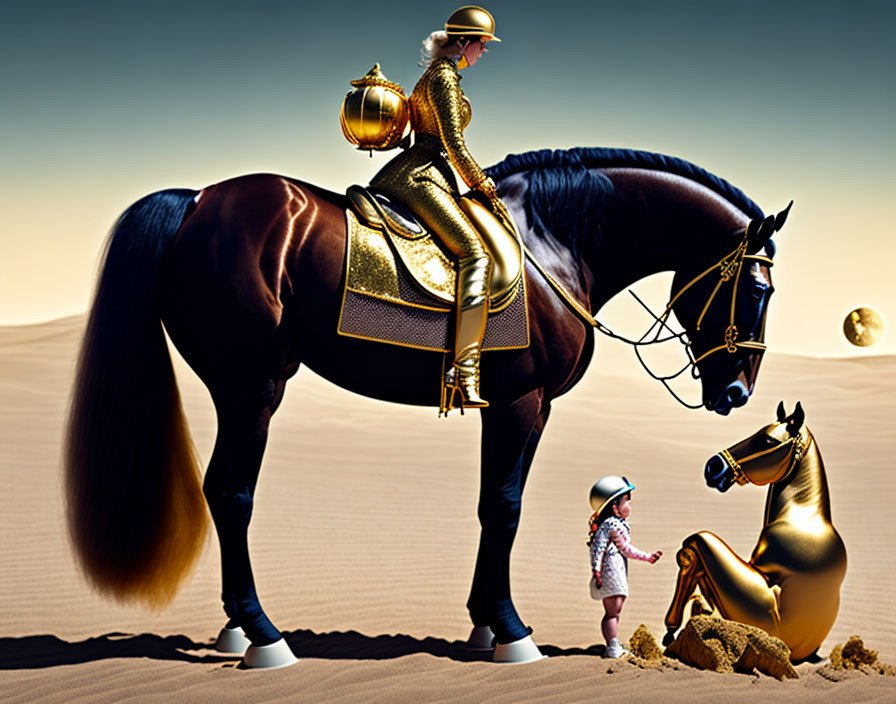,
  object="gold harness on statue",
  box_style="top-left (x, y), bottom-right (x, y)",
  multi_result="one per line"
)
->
top-left (345, 185), bottom-right (523, 312)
